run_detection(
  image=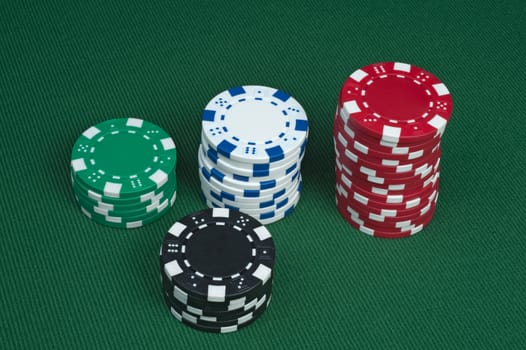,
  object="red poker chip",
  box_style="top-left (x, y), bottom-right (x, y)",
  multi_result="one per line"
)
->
top-left (336, 195), bottom-right (437, 238)
top-left (335, 155), bottom-right (440, 188)
top-left (334, 126), bottom-right (441, 162)
top-left (338, 62), bottom-right (453, 143)
top-left (335, 158), bottom-right (441, 195)
top-left (336, 192), bottom-right (437, 228)
top-left (333, 125), bottom-right (441, 169)
top-left (334, 135), bottom-right (441, 177)
top-left (335, 177), bottom-right (439, 214)
top-left (338, 169), bottom-right (440, 205)
top-left (335, 163), bottom-right (441, 198)
top-left (335, 165), bottom-right (439, 205)
top-left (334, 107), bottom-right (442, 150)
top-left (338, 153), bottom-right (440, 182)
